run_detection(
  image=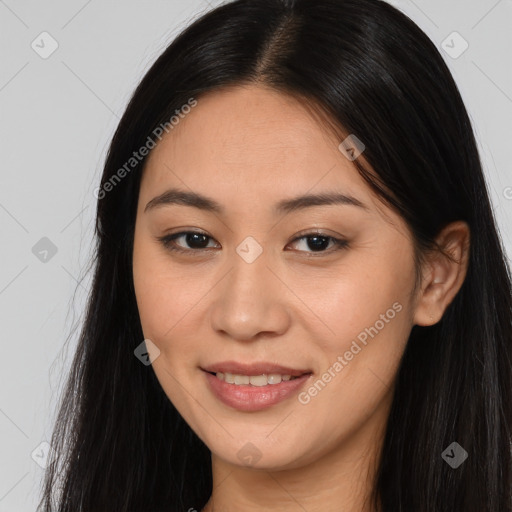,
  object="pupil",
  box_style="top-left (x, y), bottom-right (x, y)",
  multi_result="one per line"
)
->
top-left (308, 236), bottom-right (329, 251)
top-left (187, 233), bottom-right (208, 248)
